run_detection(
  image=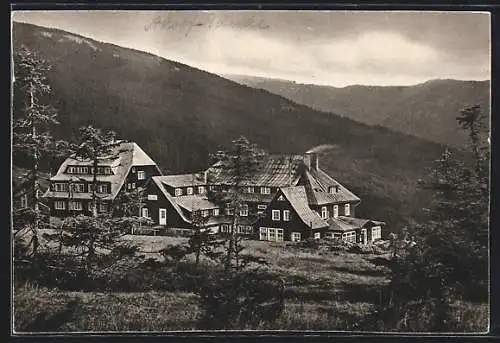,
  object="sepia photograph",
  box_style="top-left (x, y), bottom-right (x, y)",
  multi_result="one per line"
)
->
top-left (10, 10), bottom-right (490, 333)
